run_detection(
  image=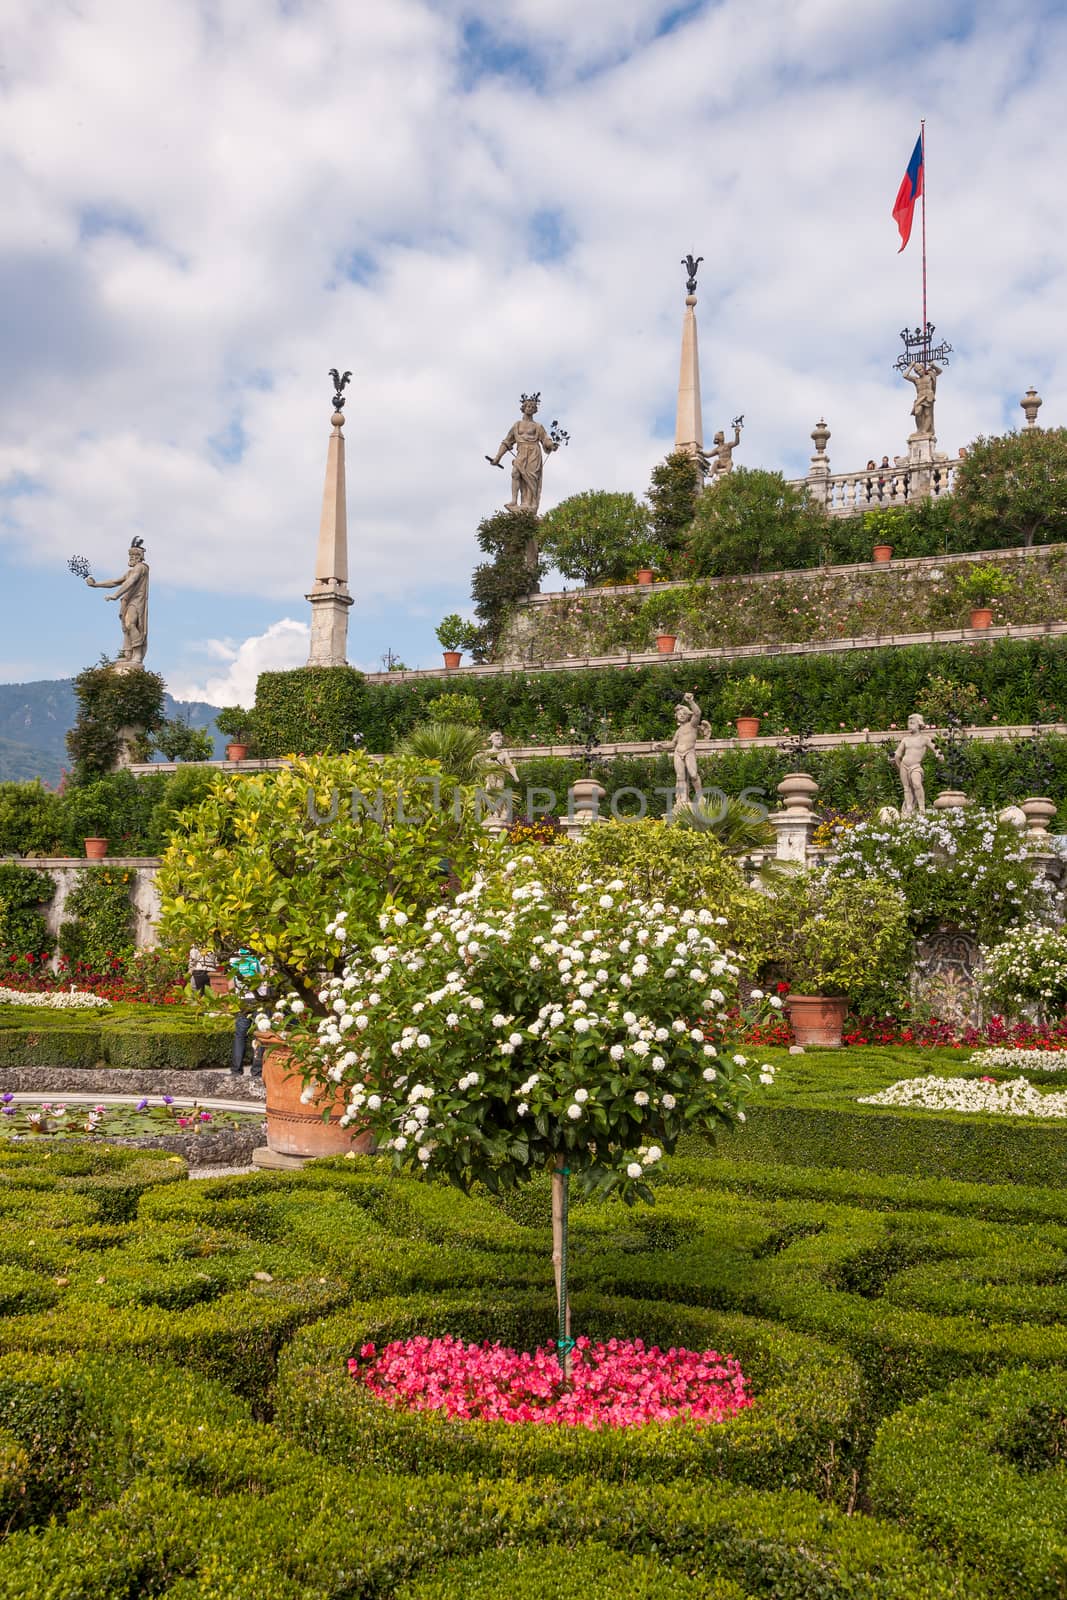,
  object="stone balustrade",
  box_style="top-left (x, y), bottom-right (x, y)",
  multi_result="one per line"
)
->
top-left (790, 457), bottom-right (959, 518)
